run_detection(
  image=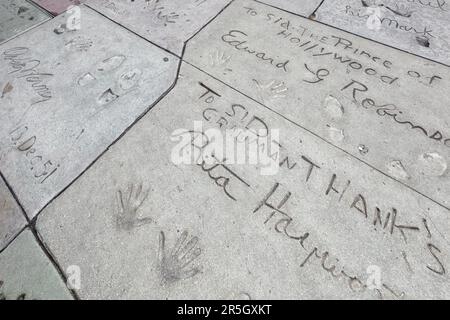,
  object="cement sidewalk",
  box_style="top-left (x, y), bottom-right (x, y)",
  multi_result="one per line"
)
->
top-left (0, 0), bottom-right (449, 300)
